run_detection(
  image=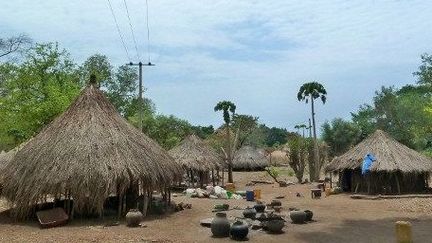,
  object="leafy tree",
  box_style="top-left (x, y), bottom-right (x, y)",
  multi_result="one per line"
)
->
top-left (214, 100), bottom-right (236, 183)
top-left (297, 81), bottom-right (327, 181)
top-left (191, 125), bottom-right (215, 139)
top-left (288, 135), bottom-right (308, 183)
top-left (0, 43), bottom-right (80, 148)
top-left (231, 114), bottom-right (259, 148)
top-left (413, 53), bottom-right (432, 86)
top-left (321, 118), bottom-right (361, 158)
